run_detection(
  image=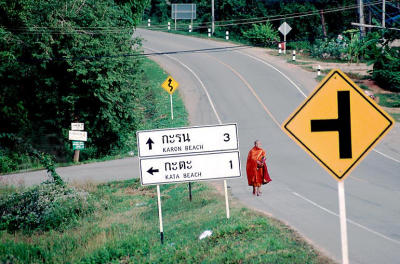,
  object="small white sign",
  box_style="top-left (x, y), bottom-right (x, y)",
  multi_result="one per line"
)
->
top-left (69, 131), bottom-right (87, 141)
top-left (71, 123), bottom-right (84, 131)
top-left (139, 151), bottom-right (241, 185)
top-left (137, 124), bottom-right (238, 157)
top-left (279, 22), bottom-right (292, 36)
